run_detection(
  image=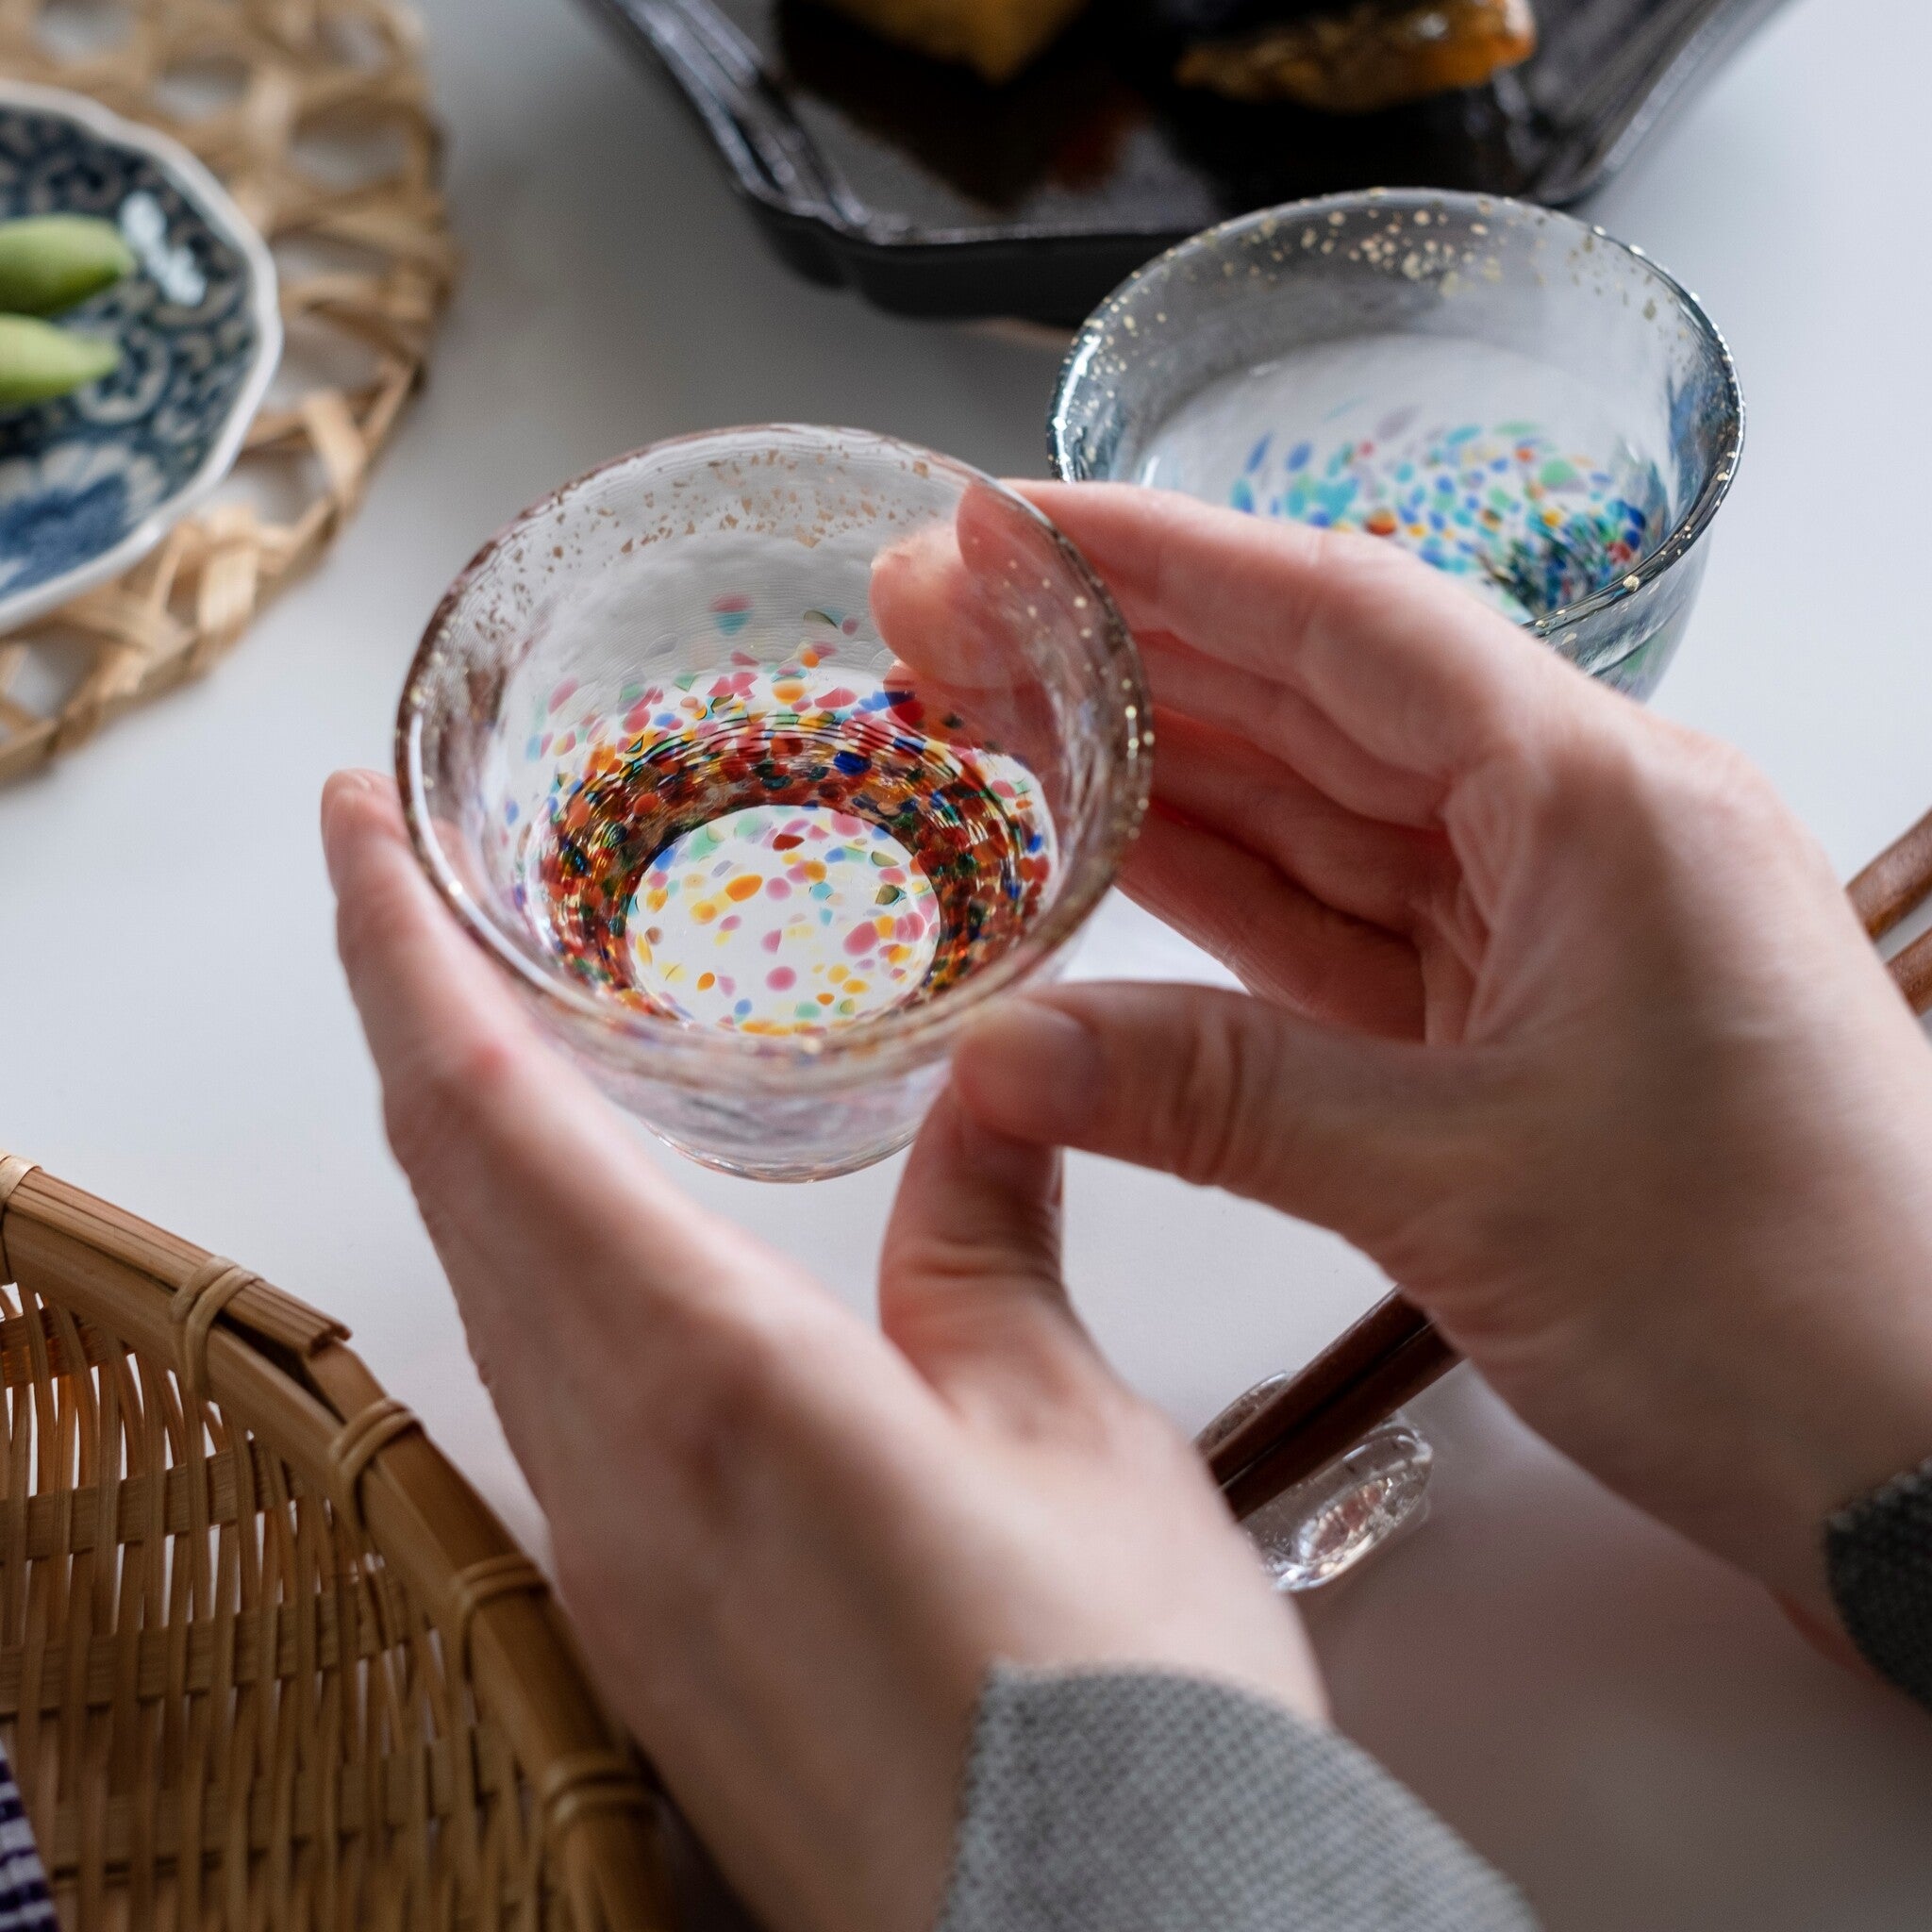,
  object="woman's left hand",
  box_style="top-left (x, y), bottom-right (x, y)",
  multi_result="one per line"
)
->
top-left (323, 769), bottom-right (1322, 1932)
